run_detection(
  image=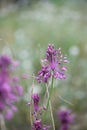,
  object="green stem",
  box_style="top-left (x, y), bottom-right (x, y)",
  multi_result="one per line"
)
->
top-left (46, 84), bottom-right (55, 130)
top-left (46, 76), bottom-right (54, 110)
top-left (43, 76), bottom-right (55, 129)
top-left (30, 75), bottom-right (34, 127)
top-left (30, 97), bottom-right (33, 127)
top-left (0, 115), bottom-right (7, 130)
